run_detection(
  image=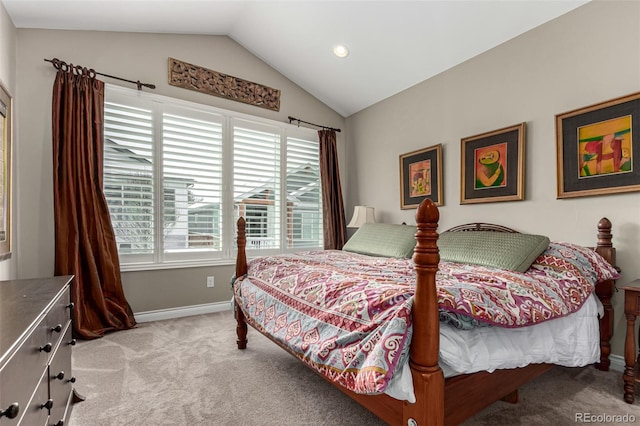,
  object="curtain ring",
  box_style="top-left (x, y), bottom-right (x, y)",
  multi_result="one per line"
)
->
top-left (58, 60), bottom-right (69, 73)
